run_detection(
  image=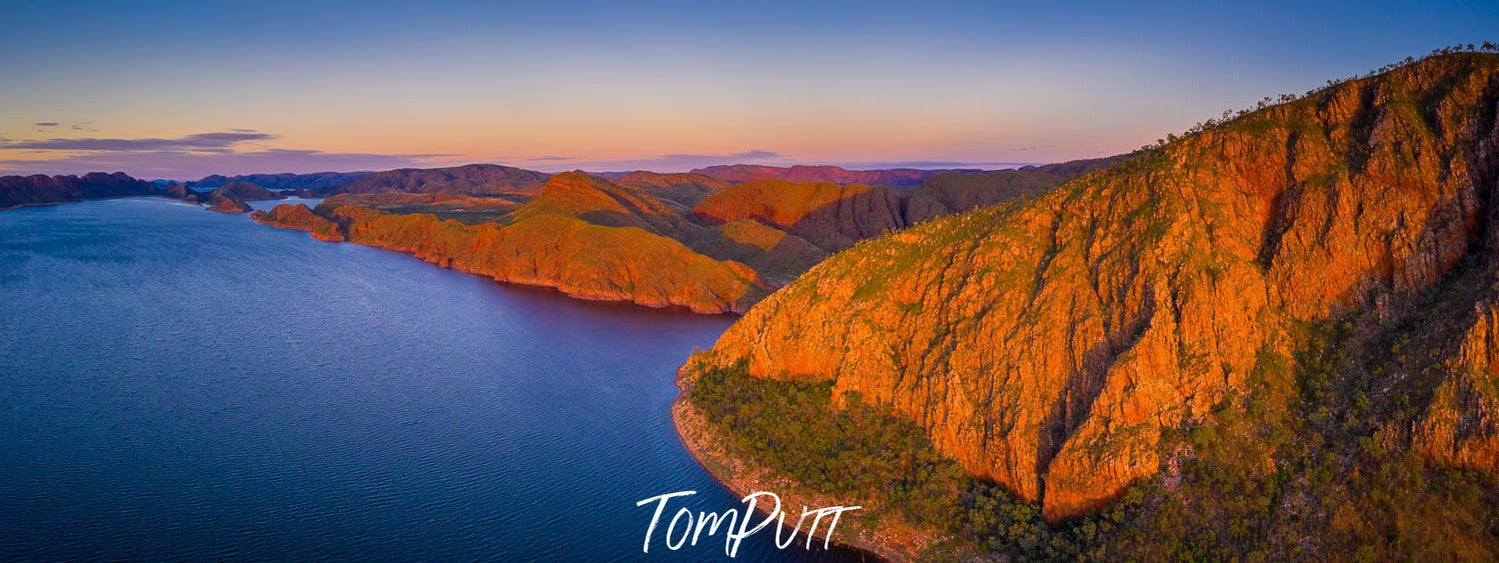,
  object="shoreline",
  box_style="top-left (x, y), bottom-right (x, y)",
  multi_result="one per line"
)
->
top-left (0, 194), bottom-right (192, 212)
top-left (671, 394), bottom-right (954, 561)
top-left (253, 208), bottom-right (752, 316)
